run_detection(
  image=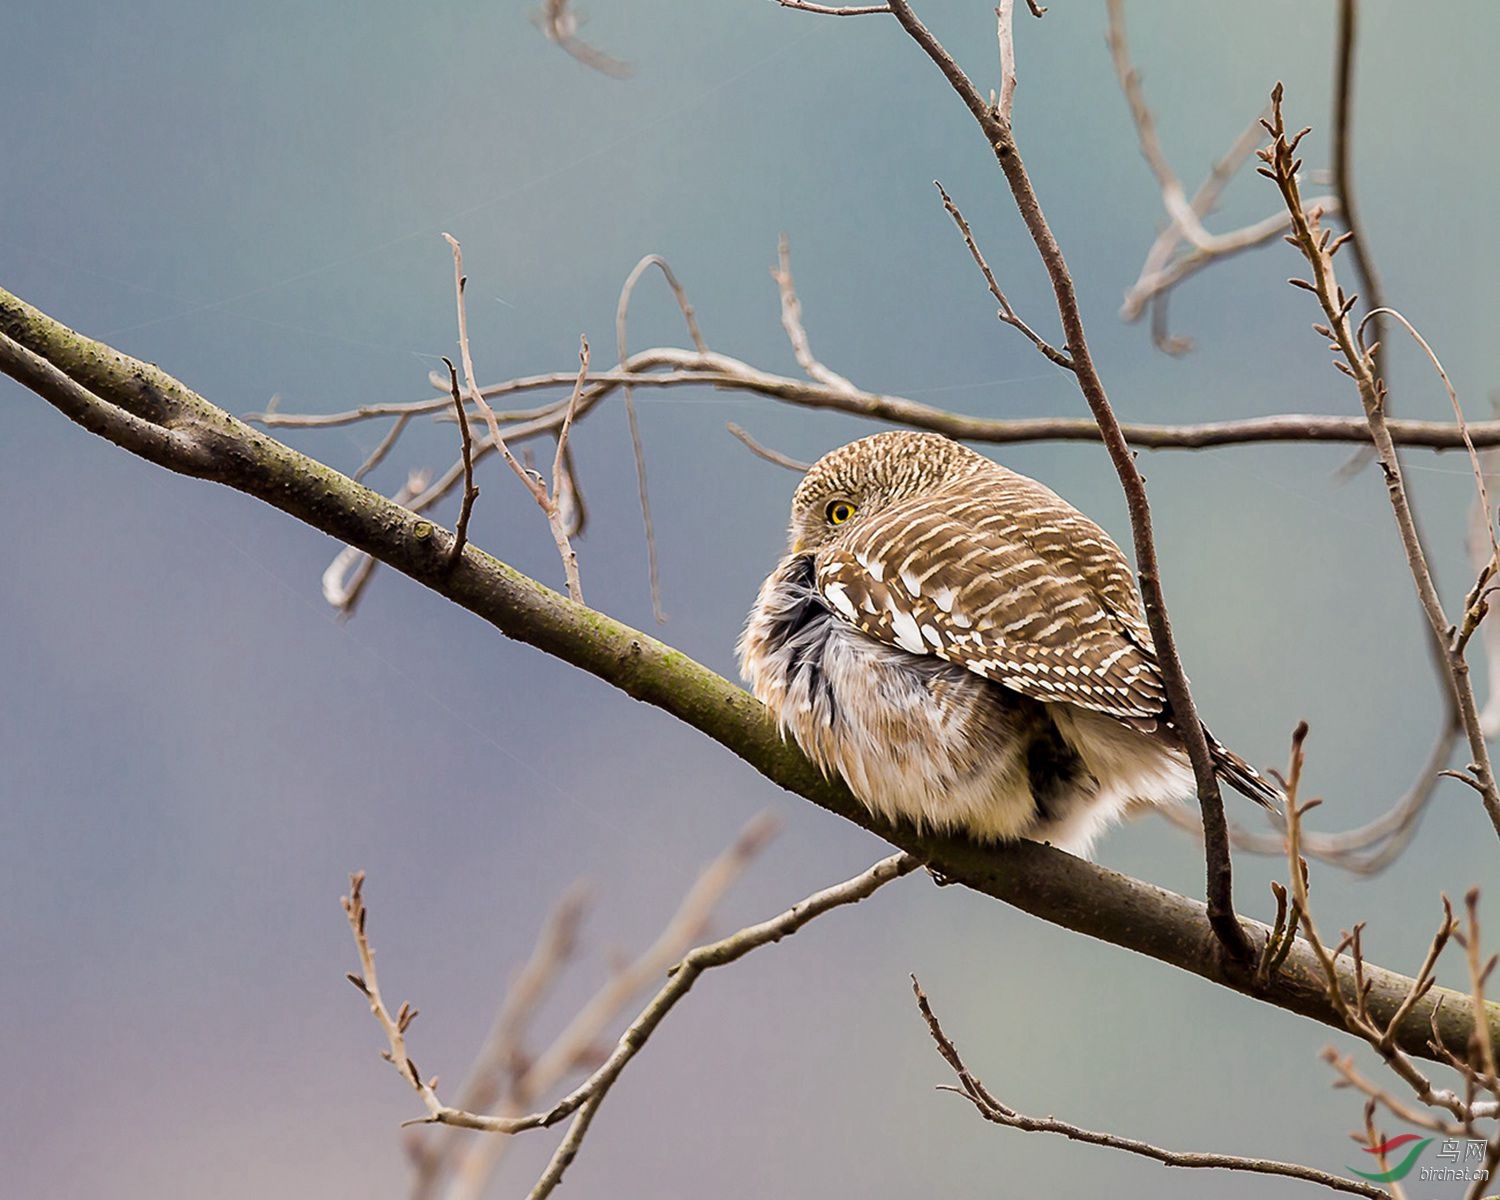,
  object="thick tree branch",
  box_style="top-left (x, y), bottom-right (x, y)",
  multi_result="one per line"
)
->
top-left (3, 283), bottom-right (1496, 1062)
